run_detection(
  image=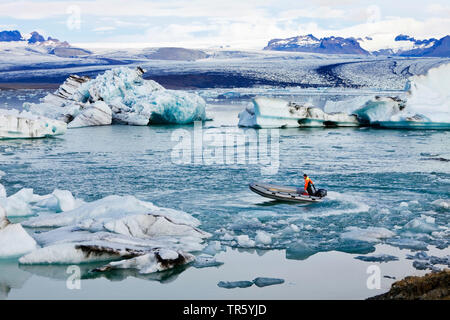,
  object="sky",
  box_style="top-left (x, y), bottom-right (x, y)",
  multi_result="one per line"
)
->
top-left (0, 0), bottom-right (449, 49)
